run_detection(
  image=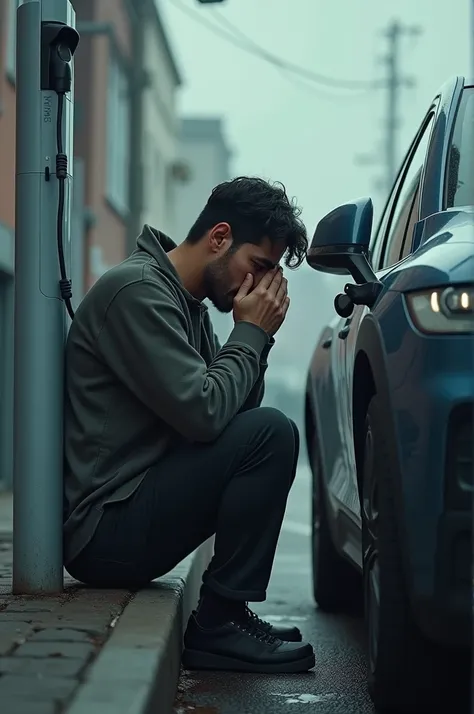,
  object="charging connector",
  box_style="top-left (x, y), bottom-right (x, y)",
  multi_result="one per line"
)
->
top-left (55, 92), bottom-right (73, 319)
top-left (40, 22), bottom-right (79, 321)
